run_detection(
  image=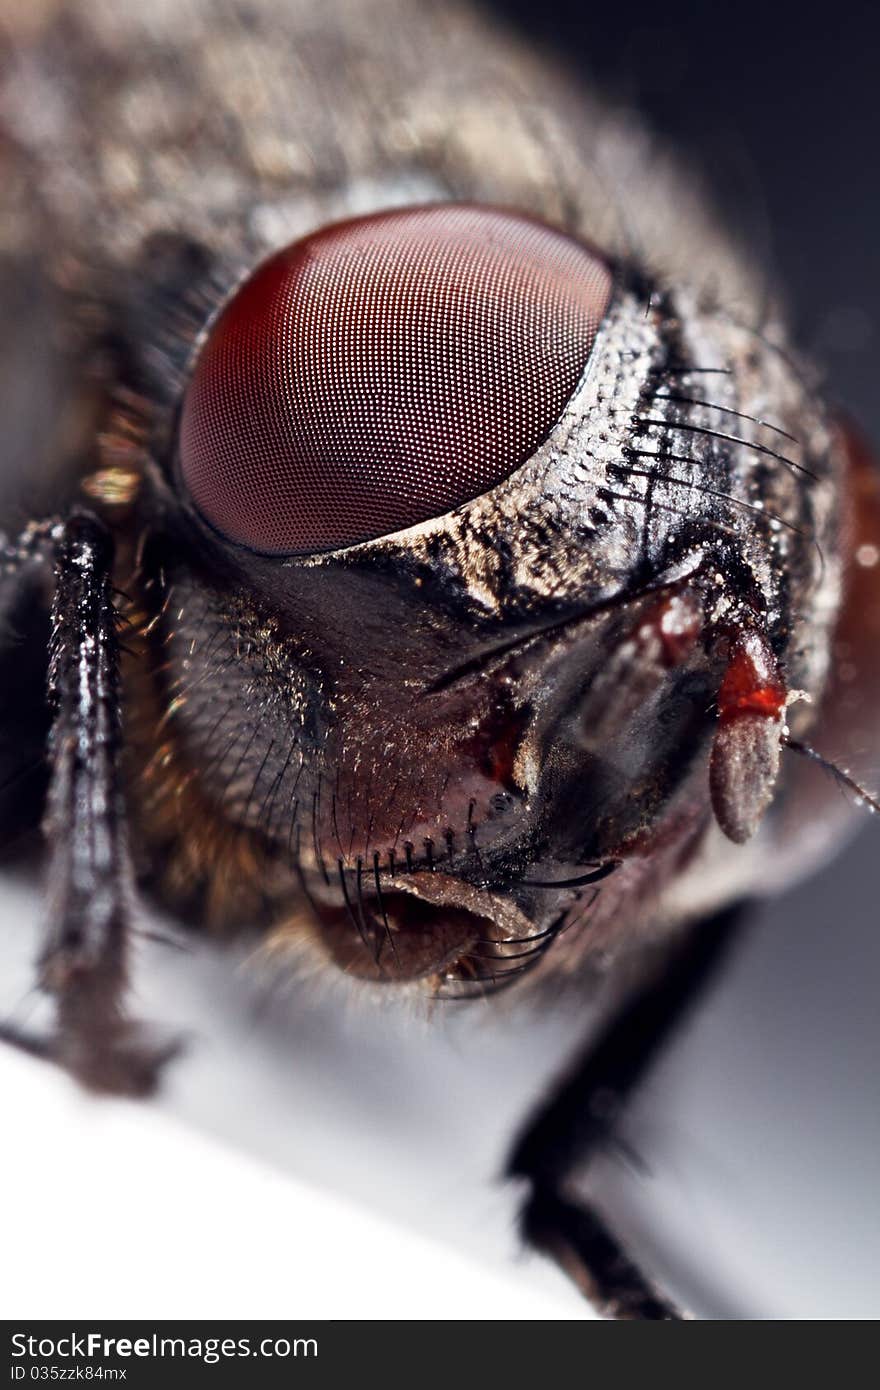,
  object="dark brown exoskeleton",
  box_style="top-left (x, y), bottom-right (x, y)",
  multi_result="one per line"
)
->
top-left (1, 0), bottom-right (879, 1319)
